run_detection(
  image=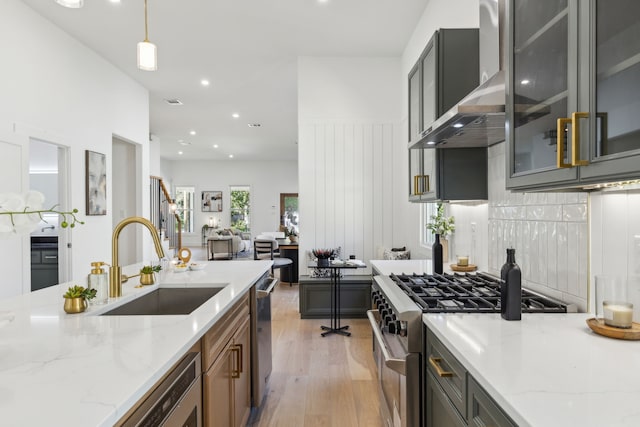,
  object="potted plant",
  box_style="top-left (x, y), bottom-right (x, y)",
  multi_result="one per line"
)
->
top-left (426, 203), bottom-right (455, 262)
top-left (285, 227), bottom-right (298, 243)
top-left (139, 265), bottom-right (162, 286)
top-left (63, 285), bottom-right (97, 314)
top-left (312, 248), bottom-right (334, 267)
